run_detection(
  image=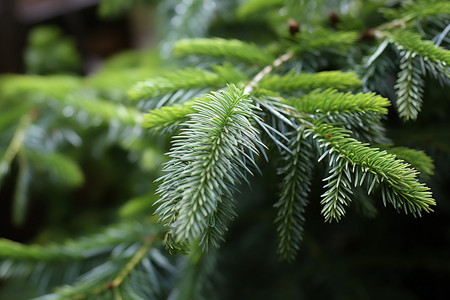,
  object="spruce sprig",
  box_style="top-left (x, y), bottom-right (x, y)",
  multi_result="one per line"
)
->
top-left (129, 64), bottom-right (247, 101)
top-left (174, 38), bottom-right (275, 65)
top-left (311, 124), bottom-right (435, 219)
top-left (154, 85), bottom-right (263, 250)
top-left (274, 125), bottom-right (313, 261)
top-left (388, 31), bottom-right (450, 66)
top-left (291, 89), bottom-right (390, 115)
top-left (259, 71), bottom-right (361, 92)
top-left (395, 51), bottom-right (425, 120)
